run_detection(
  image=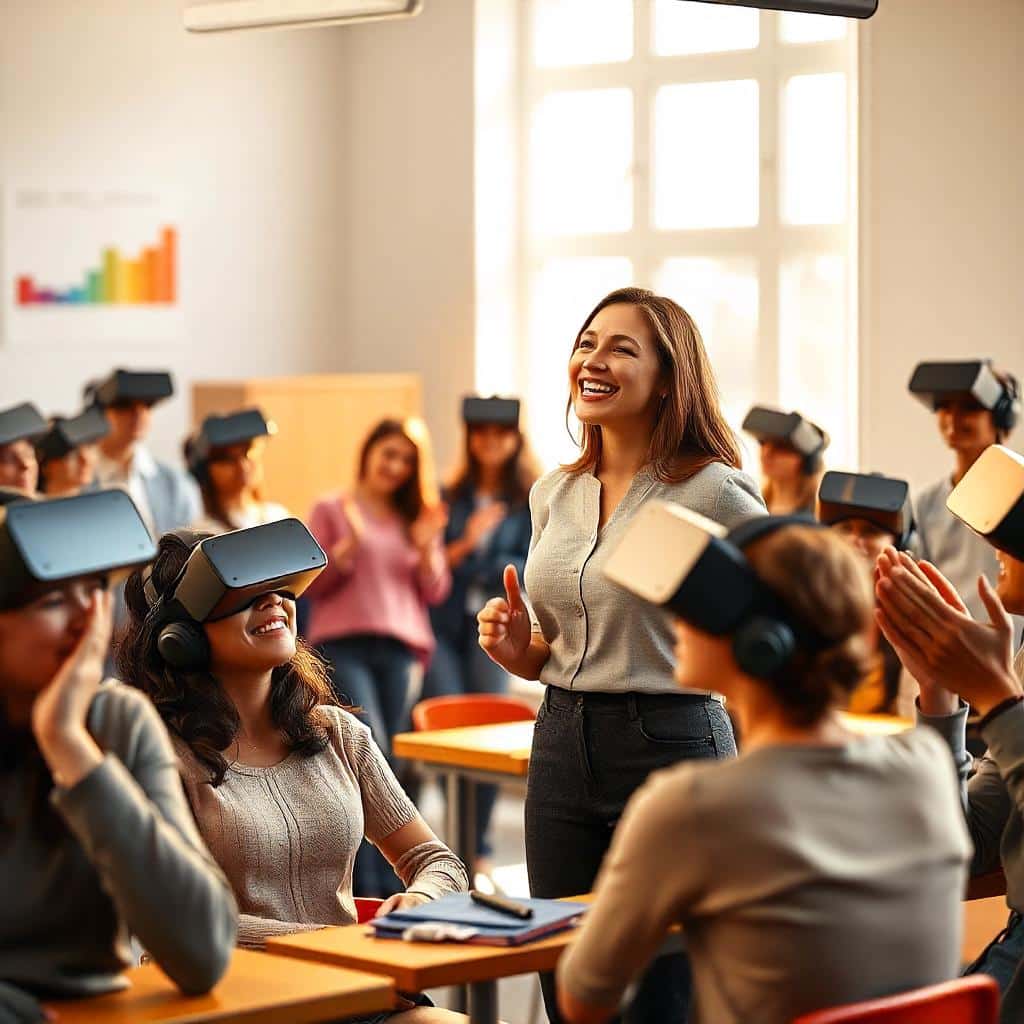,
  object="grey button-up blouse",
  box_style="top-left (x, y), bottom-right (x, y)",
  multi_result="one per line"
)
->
top-left (524, 462), bottom-right (766, 695)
